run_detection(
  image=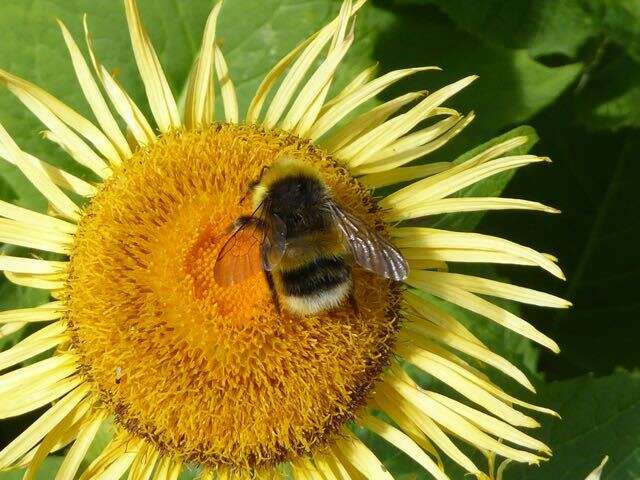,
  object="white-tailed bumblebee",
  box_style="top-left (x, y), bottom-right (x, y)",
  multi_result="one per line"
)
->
top-left (214, 157), bottom-right (409, 315)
